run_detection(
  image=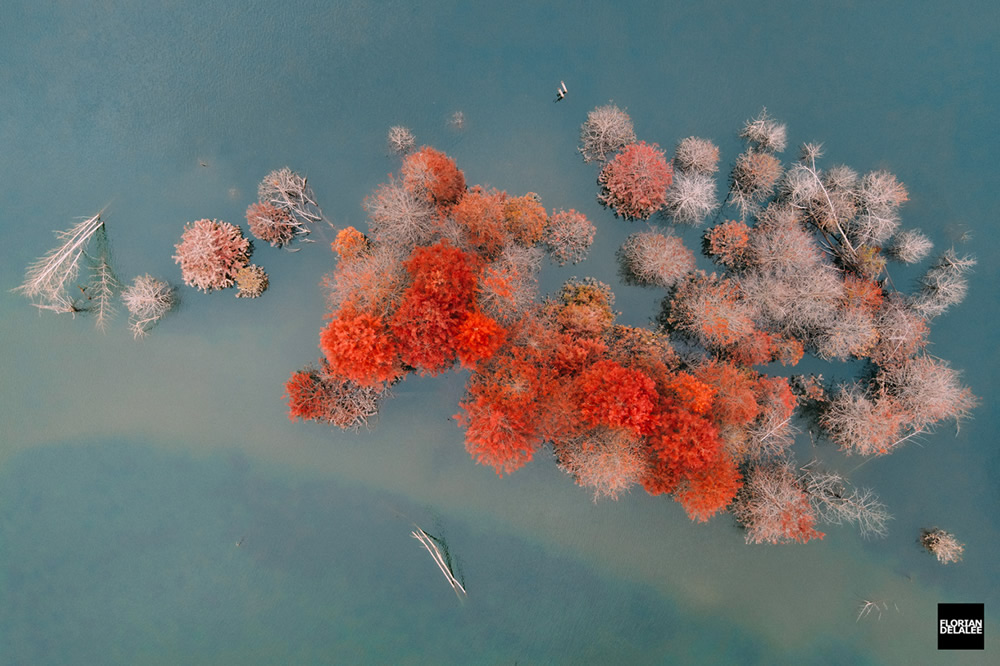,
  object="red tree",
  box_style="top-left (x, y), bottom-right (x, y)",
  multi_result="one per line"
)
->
top-left (455, 309), bottom-right (507, 368)
top-left (675, 453), bottom-right (743, 522)
top-left (331, 226), bottom-right (371, 261)
top-left (451, 186), bottom-right (509, 257)
top-left (598, 141), bottom-right (673, 220)
top-left (649, 405), bottom-right (722, 475)
top-left (504, 193), bottom-right (548, 246)
top-left (319, 307), bottom-right (402, 386)
top-left (284, 363), bottom-right (386, 430)
top-left (401, 147), bottom-right (466, 208)
top-left (576, 360), bottom-right (659, 436)
top-left (390, 241), bottom-right (480, 374)
top-left (704, 220), bottom-right (751, 268)
top-left (457, 392), bottom-right (542, 476)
